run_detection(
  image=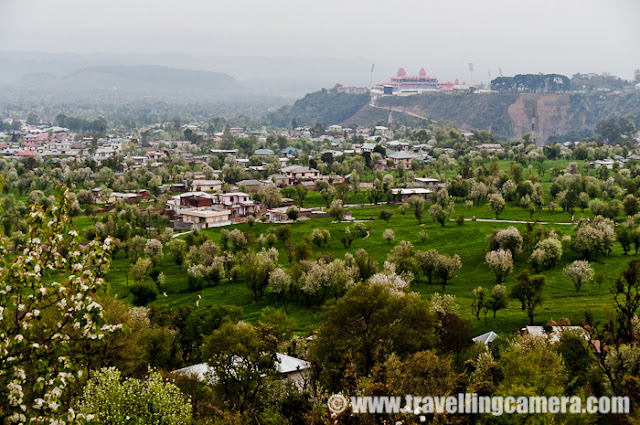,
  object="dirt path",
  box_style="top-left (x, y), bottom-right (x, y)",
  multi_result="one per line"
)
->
top-left (452, 217), bottom-right (573, 225)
